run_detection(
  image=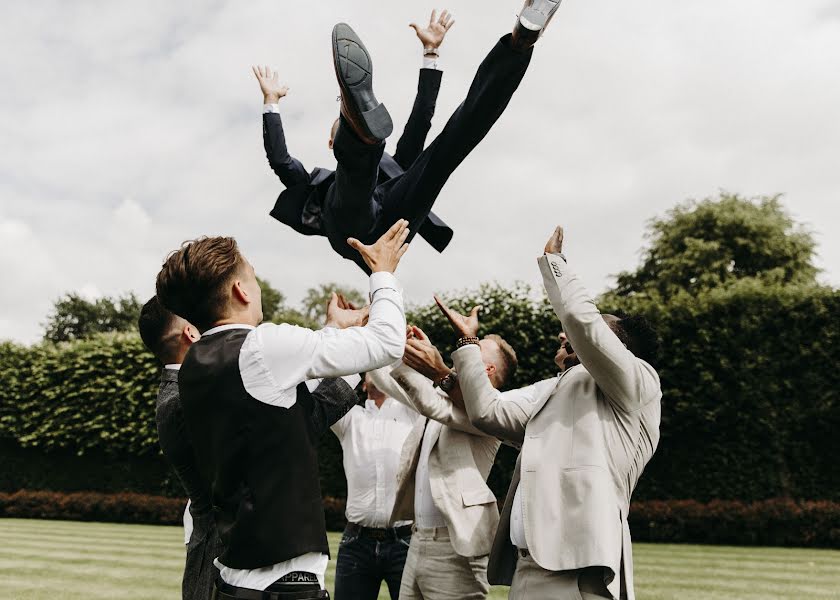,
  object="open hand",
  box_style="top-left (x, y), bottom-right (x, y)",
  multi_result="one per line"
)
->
top-left (544, 226), bottom-right (564, 255)
top-left (252, 65), bottom-right (289, 103)
top-left (325, 292), bottom-right (370, 329)
top-left (410, 9), bottom-right (455, 51)
top-left (434, 295), bottom-right (481, 338)
top-left (348, 219), bottom-right (410, 273)
top-left (403, 326), bottom-right (451, 383)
